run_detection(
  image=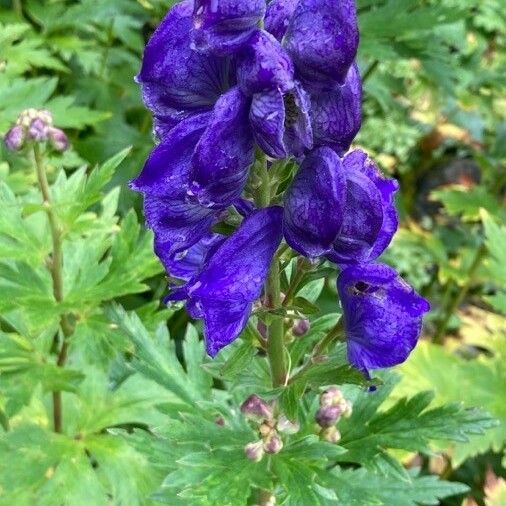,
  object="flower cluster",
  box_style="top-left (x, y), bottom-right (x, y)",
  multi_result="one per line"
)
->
top-left (133, 0), bottom-right (429, 375)
top-left (241, 394), bottom-right (299, 461)
top-left (4, 109), bottom-right (69, 152)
